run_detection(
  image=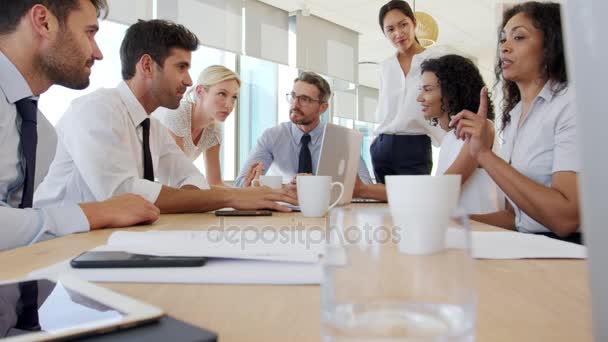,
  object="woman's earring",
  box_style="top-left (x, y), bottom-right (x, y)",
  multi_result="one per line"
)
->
top-left (430, 118), bottom-right (439, 126)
